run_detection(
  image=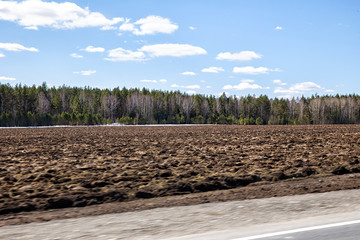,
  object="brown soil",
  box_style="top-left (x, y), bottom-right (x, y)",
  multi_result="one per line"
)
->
top-left (1, 125), bottom-right (360, 226)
